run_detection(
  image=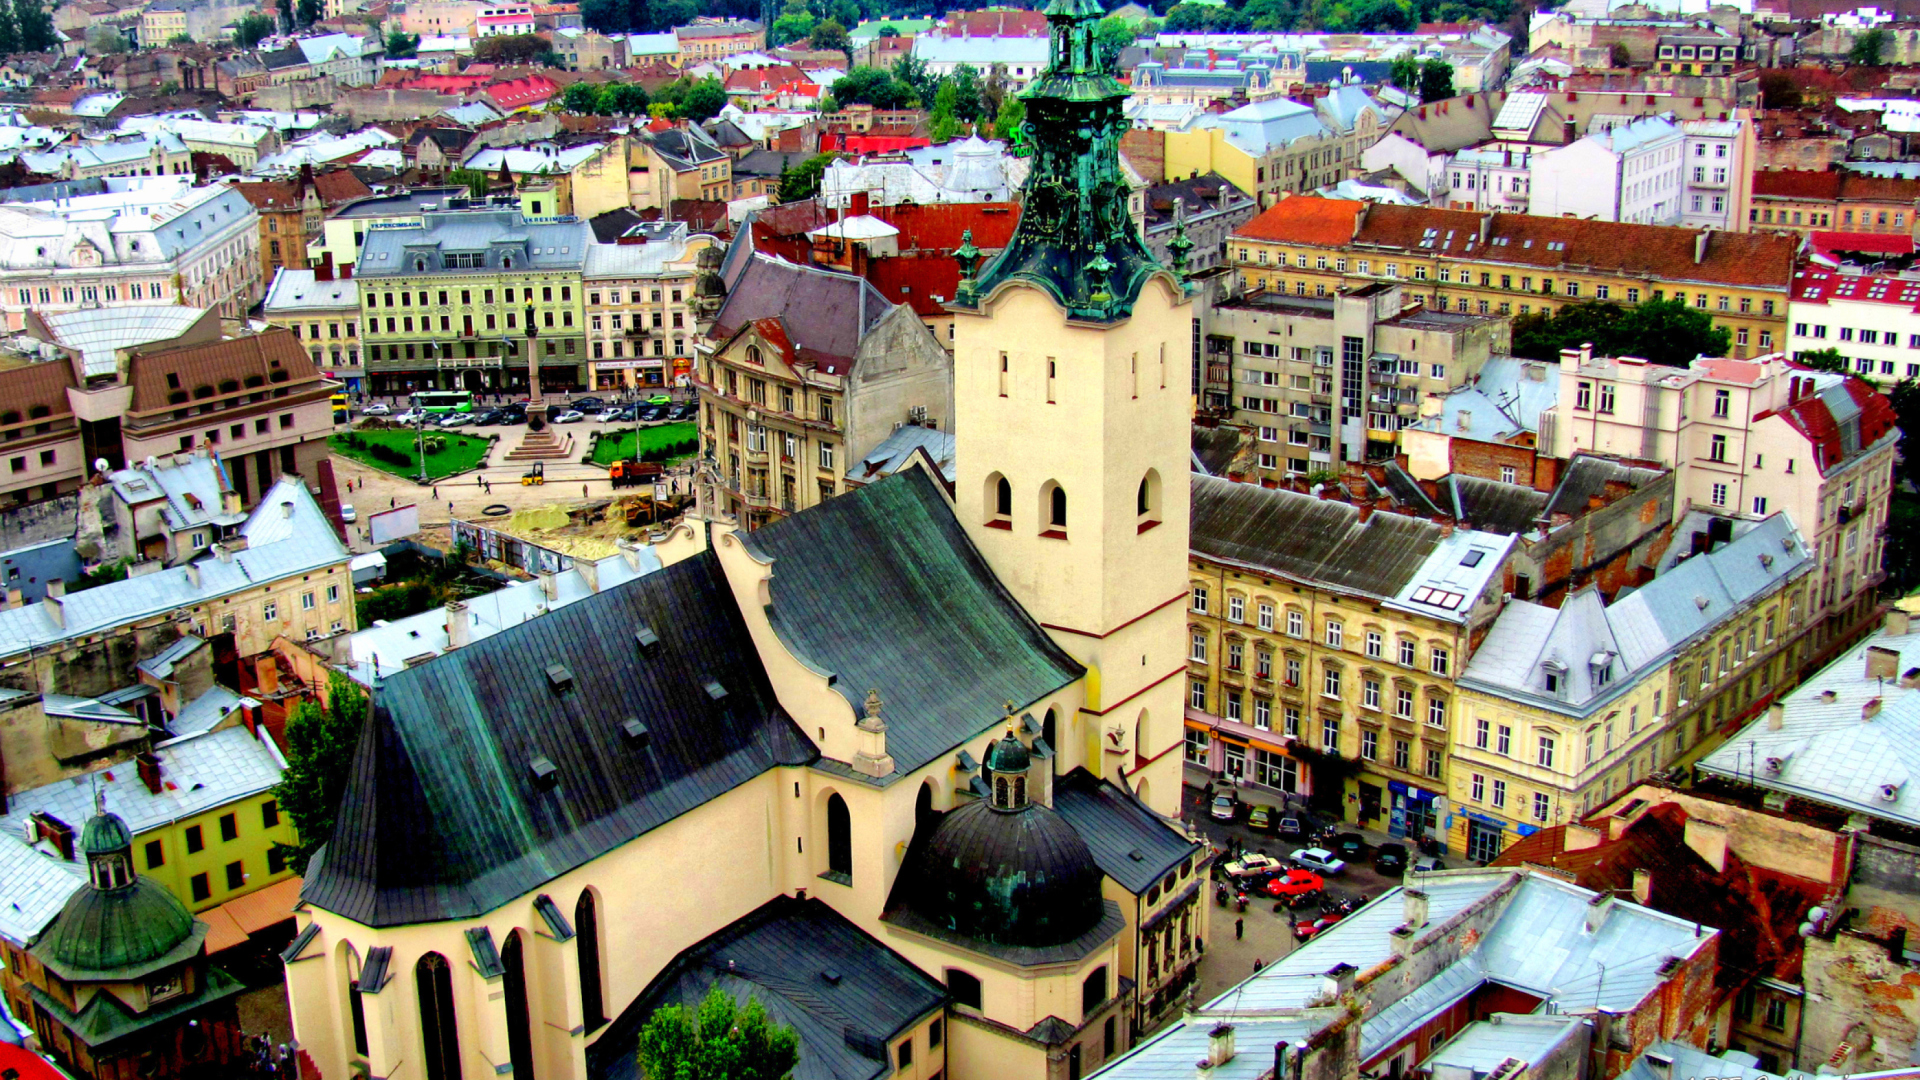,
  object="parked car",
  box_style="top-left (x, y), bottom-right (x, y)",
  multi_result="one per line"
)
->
top-left (1289, 847), bottom-right (1347, 875)
top-left (553, 410), bottom-right (586, 424)
top-left (646, 394), bottom-right (672, 405)
top-left (1248, 805), bottom-right (1273, 833)
top-left (362, 402), bottom-right (391, 416)
top-left (392, 409), bottom-right (424, 425)
top-left (1294, 910), bottom-right (1346, 941)
top-left (1412, 855), bottom-right (1445, 874)
top-left (640, 405), bottom-right (668, 422)
top-left (571, 396), bottom-right (605, 411)
top-left (1222, 853), bottom-right (1283, 879)
top-left (613, 406), bottom-right (637, 422)
top-left (437, 413), bottom-right (472, 427)
top-left (1331, 833), bottom-right (1367, 861)
top-left (1261, 867), bottom-right (1324, 899)
top-left (669, 402), bottom-right (697, 420)
top-left (1277, 815), bottom-right (1304, 839)
top-left (1209, 794), bottom-right (1239, 822)
top-left (1373, 843), bottom-right (1410, 876)
top-left (597, 408), bottom-right (625, 423)
top-left (340, 504), bottom-right (356, 523)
